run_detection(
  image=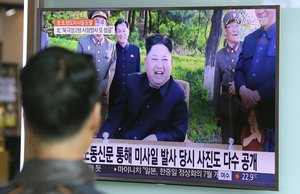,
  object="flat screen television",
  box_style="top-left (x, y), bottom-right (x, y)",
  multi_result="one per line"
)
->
top-left (38, 5), bottom-right (279, 190)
